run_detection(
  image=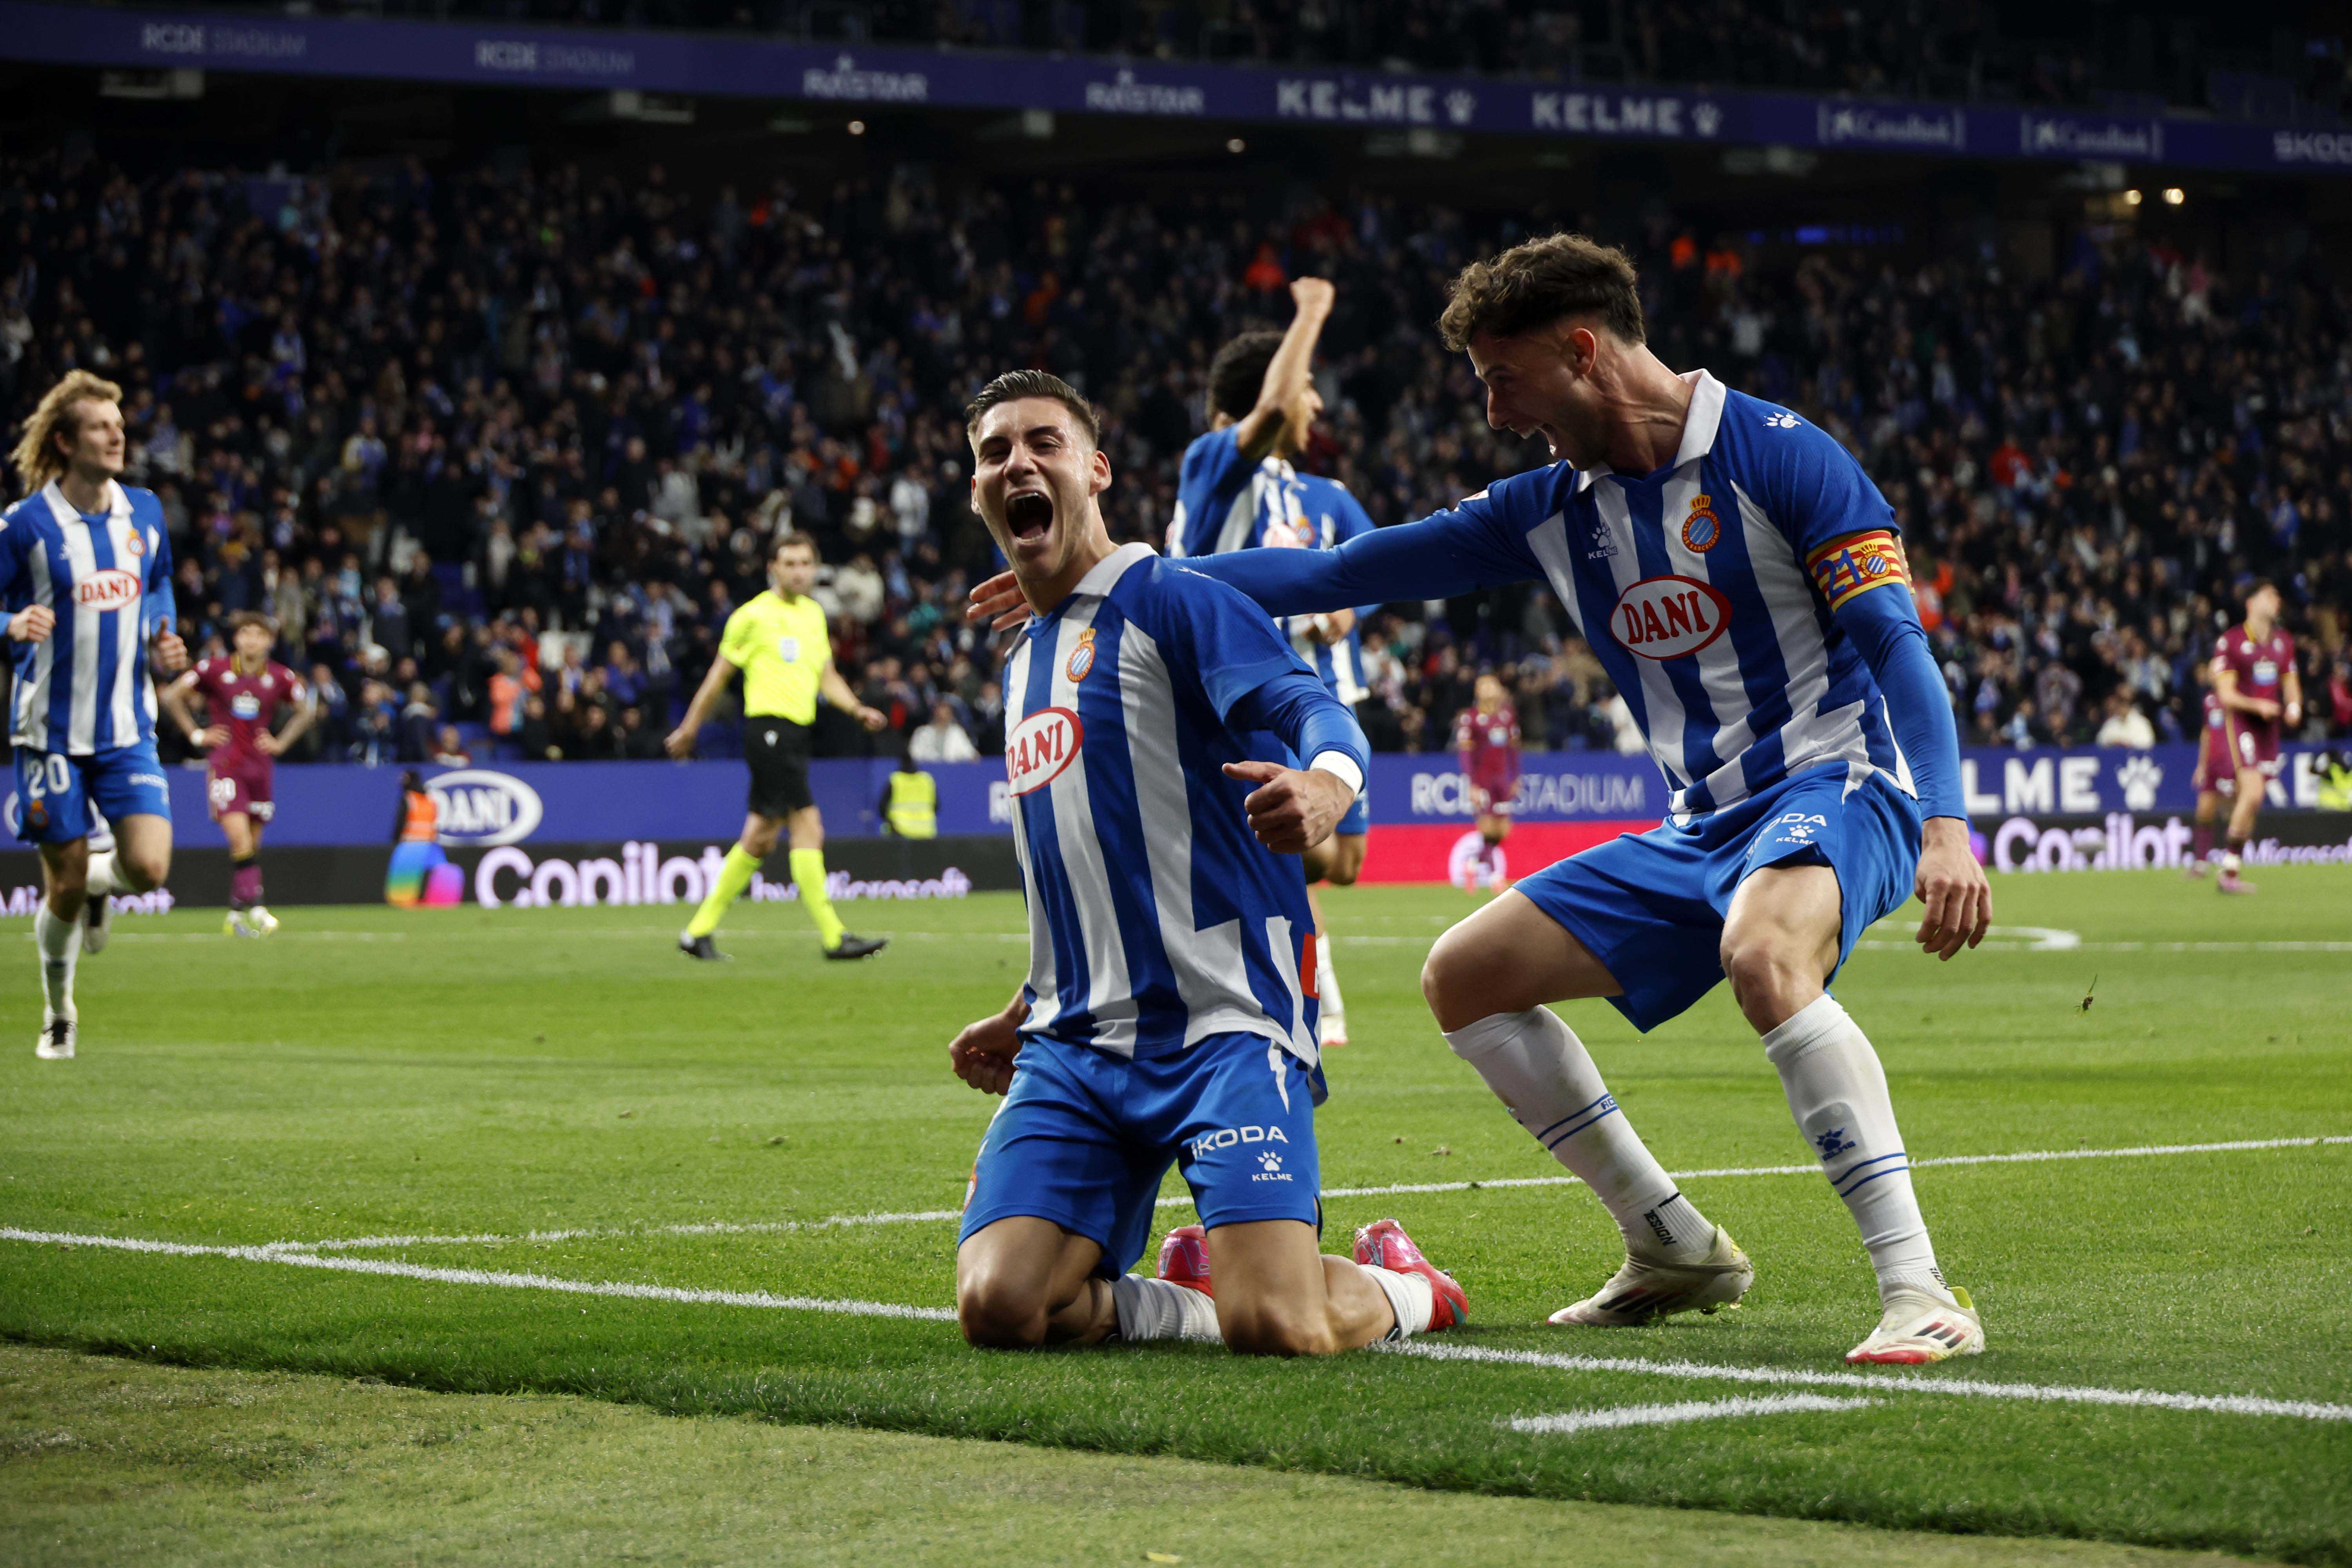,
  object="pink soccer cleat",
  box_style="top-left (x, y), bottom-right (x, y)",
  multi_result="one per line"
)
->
top-left (2218, 869), bottom-right (2258, 895)
top-left (1156, 1223), bottom-right (1213, 1298)
top-left (1353, 1216), bottom-right (1468, 1331)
